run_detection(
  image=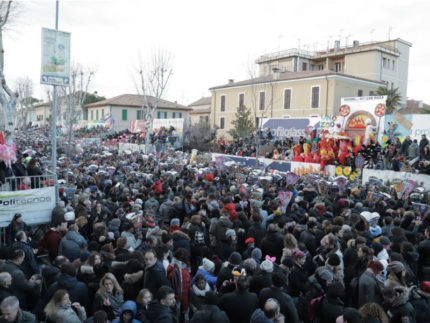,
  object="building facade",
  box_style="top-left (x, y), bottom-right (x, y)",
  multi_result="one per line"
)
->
top-left (210, 70), bottom-right (383, 138)
top-left (85, 94), bottom-right (191, 131)
top-left (256, 38), bottom-right (411, 106)
top-left (188, 97), bottom-right (211, 125)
